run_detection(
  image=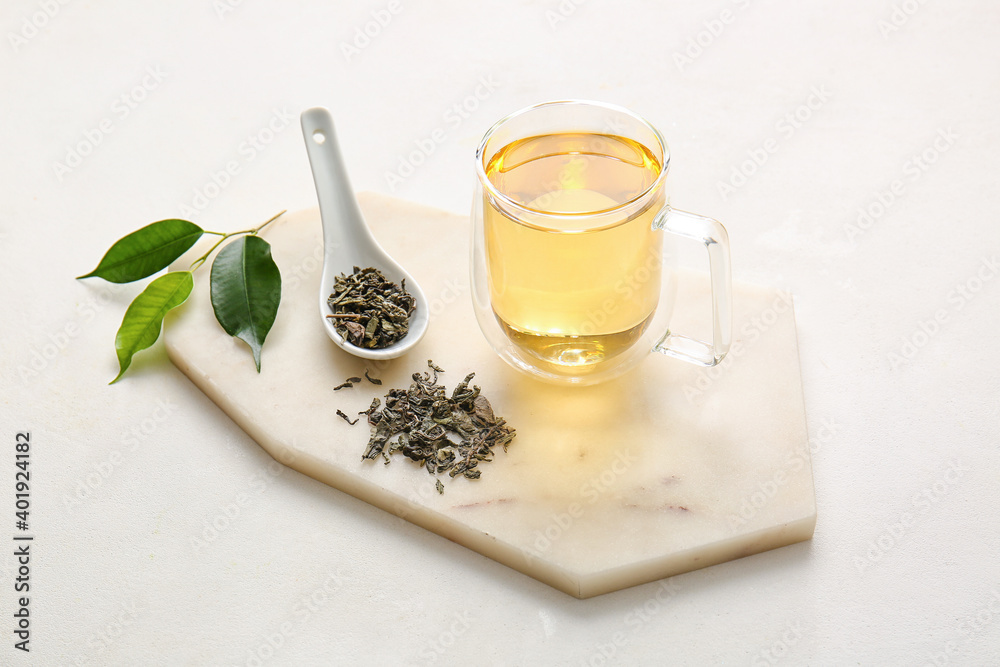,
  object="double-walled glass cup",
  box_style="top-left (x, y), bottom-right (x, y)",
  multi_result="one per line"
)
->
top-left (472, 100), bottom-right (732, 385)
